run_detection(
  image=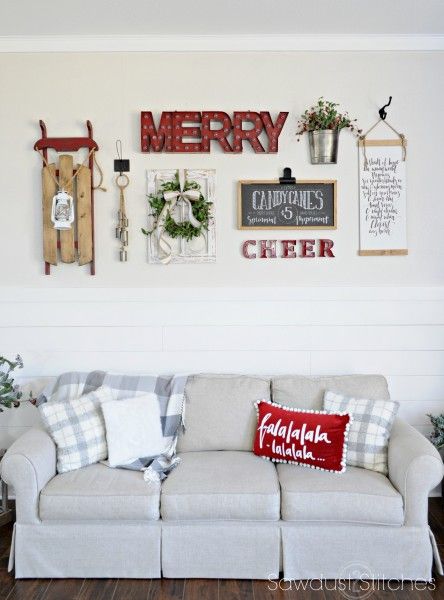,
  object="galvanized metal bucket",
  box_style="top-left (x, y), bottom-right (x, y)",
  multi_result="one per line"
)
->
top-left (308, 130), bottom-right (339, 164)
